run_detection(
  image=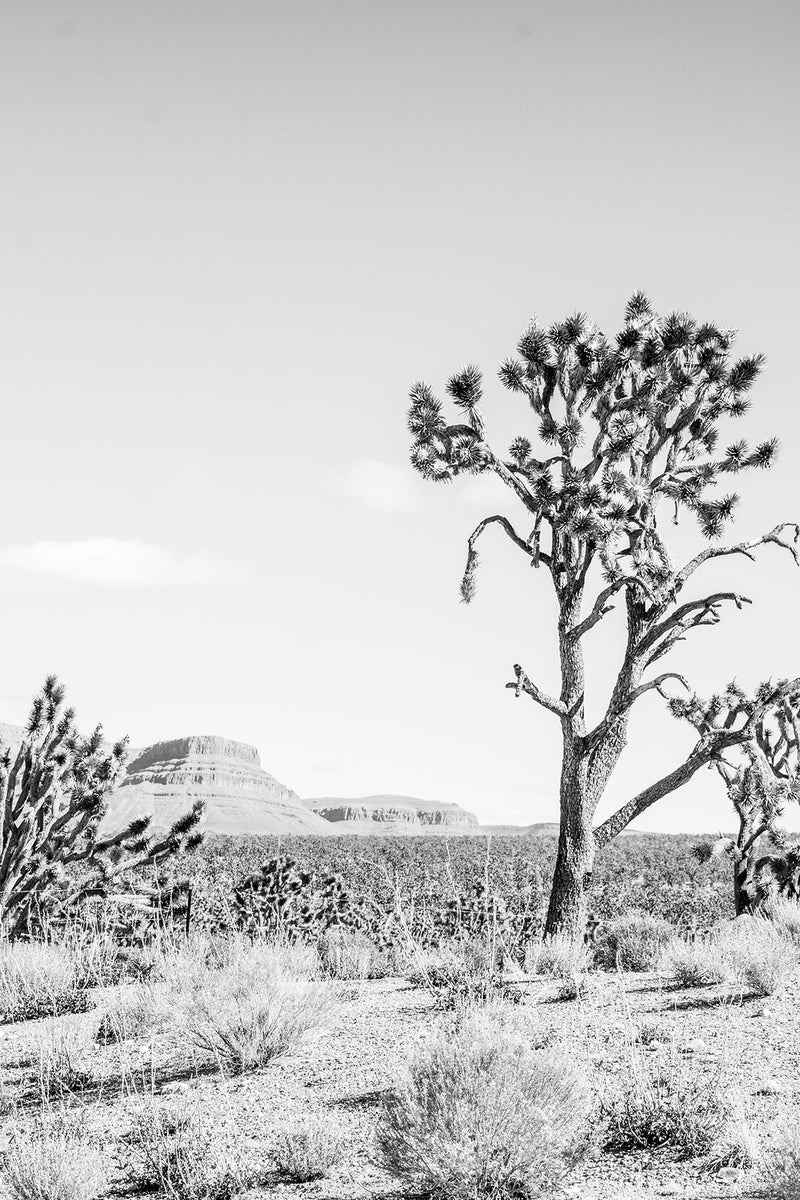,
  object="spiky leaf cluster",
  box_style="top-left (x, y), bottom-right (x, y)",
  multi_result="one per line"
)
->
top-left (408, 294), bottom-right (777, 597)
